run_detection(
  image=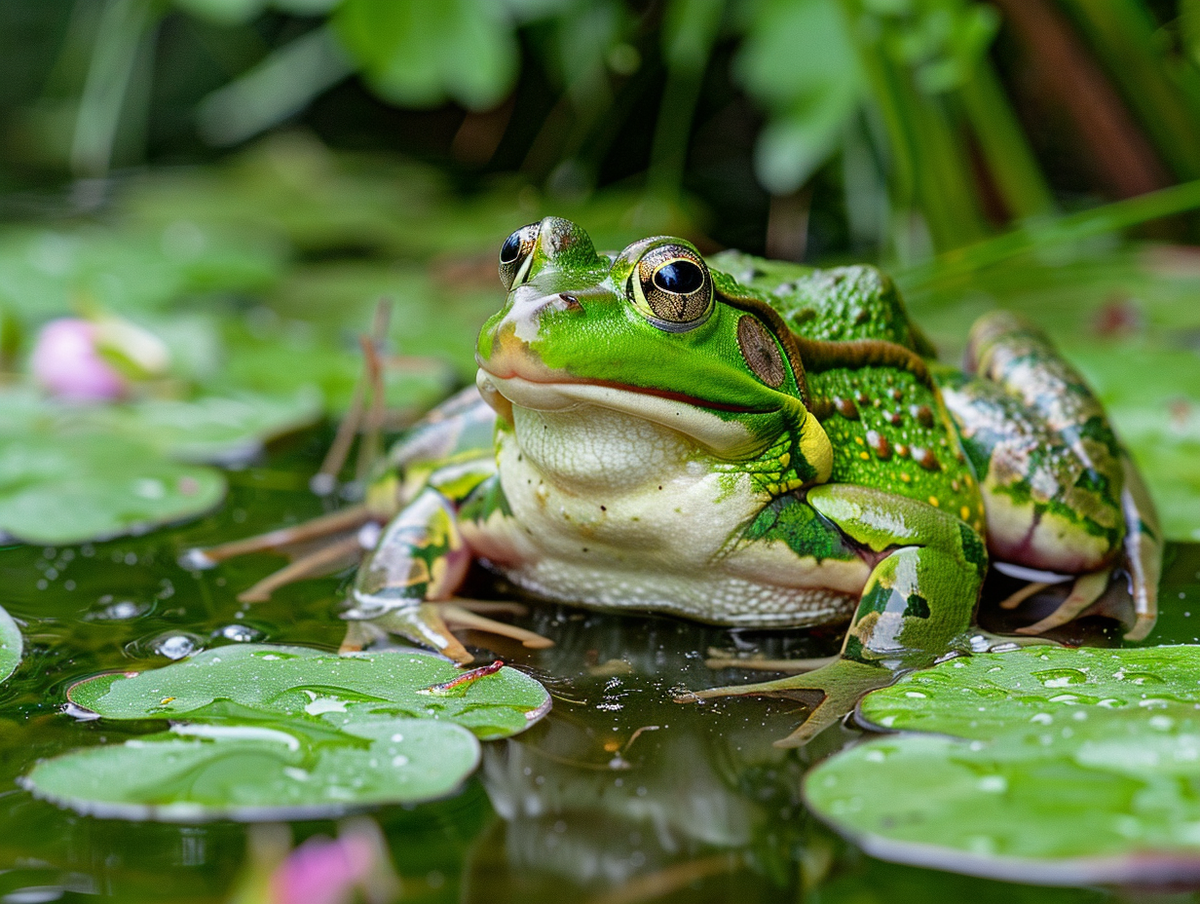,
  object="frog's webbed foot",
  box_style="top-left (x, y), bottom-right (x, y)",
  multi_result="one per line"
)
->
top-left (1013, 567), bottom-right (1113, 636)
top-left (680, 659), bottom-right (896, 748)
